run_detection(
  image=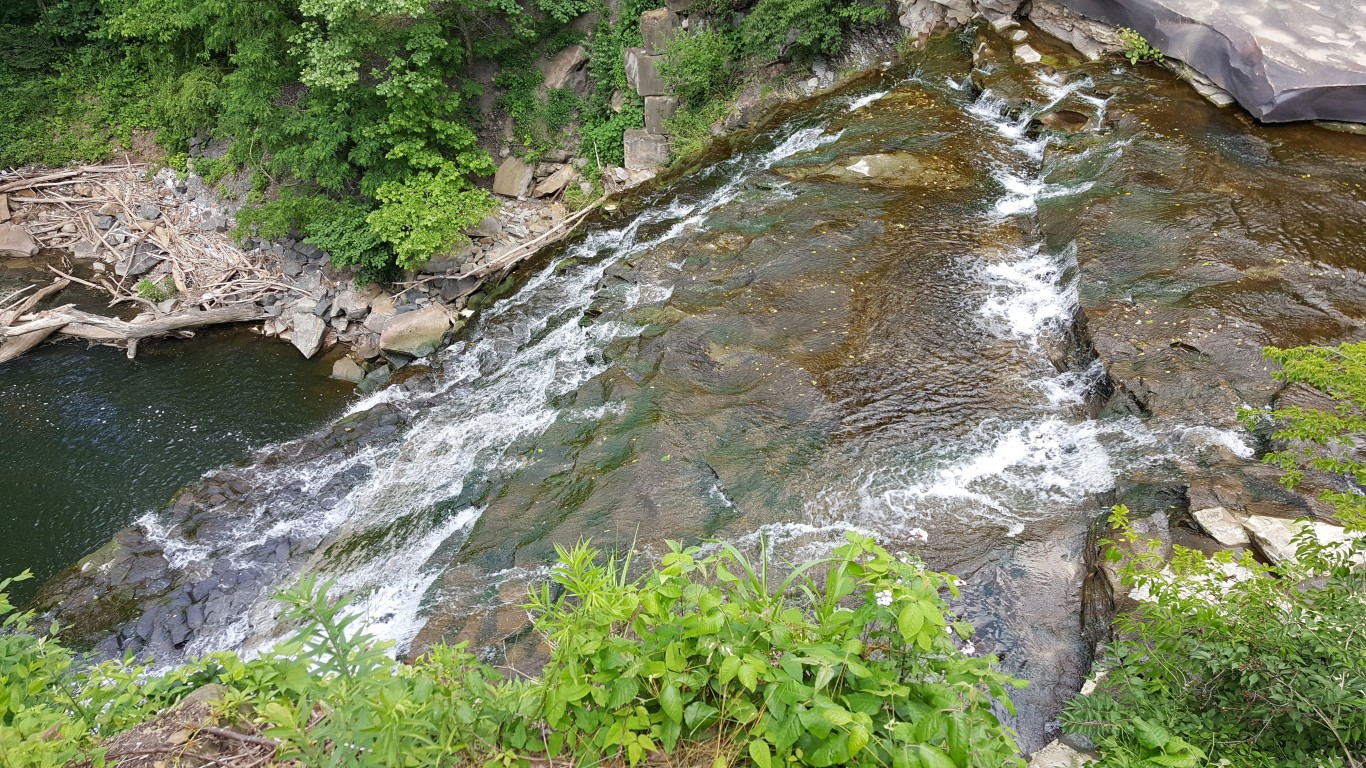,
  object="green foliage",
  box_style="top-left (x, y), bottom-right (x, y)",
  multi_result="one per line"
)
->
top-left (666, 97), bottom-right (733, 162)
top-left (659, 28), bottom-right (736, 109)
top-left (134, 277), bottom-right (175, 303)
top-left (1062, 506), bottom-right (1366, 767)
top-left (0, 535), bottom-right (1024, 768)
top-left (367, 163), bottom-right (496, 270)
top-left (1116, 28), bottom-right (1163, 65)
top-left (739, 0), bottom-right (889, 61)
top-left (1241, 341), bottom-right (1366, 528)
